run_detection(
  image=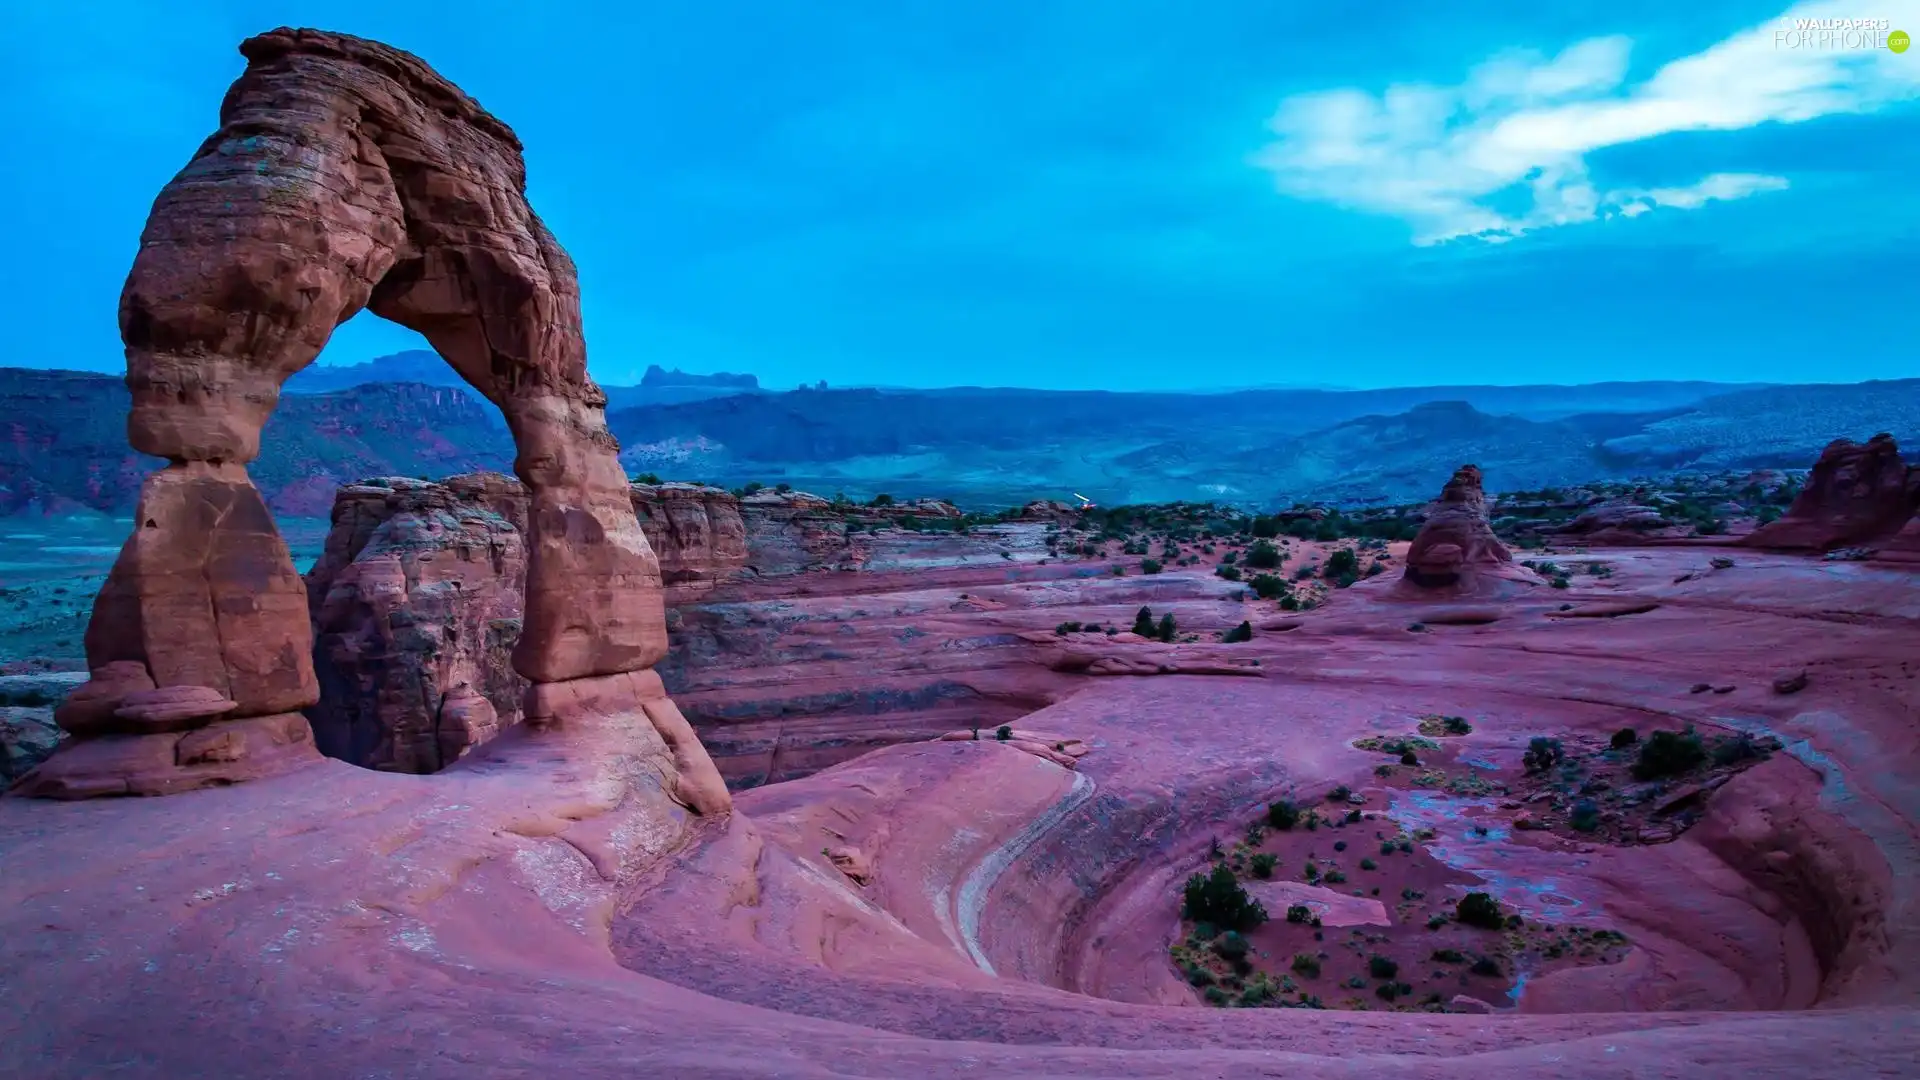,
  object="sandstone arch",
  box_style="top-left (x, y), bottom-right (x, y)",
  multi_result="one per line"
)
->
top-left (18, 28), bottom-right (720, 807)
